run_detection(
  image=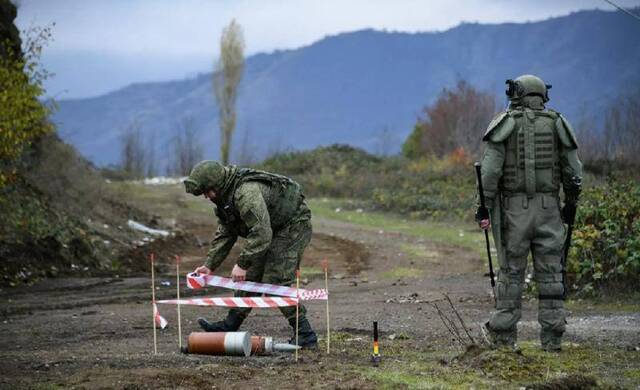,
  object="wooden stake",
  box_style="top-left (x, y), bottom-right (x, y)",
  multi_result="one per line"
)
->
top-left (322, 259), bottom-right (330, 354)
top-left (295, 269), bottom-right (300, 363)
top-left (176, 255), bottom-right (182, 350)
top-left (151, 253), bottom-right (157, 355)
